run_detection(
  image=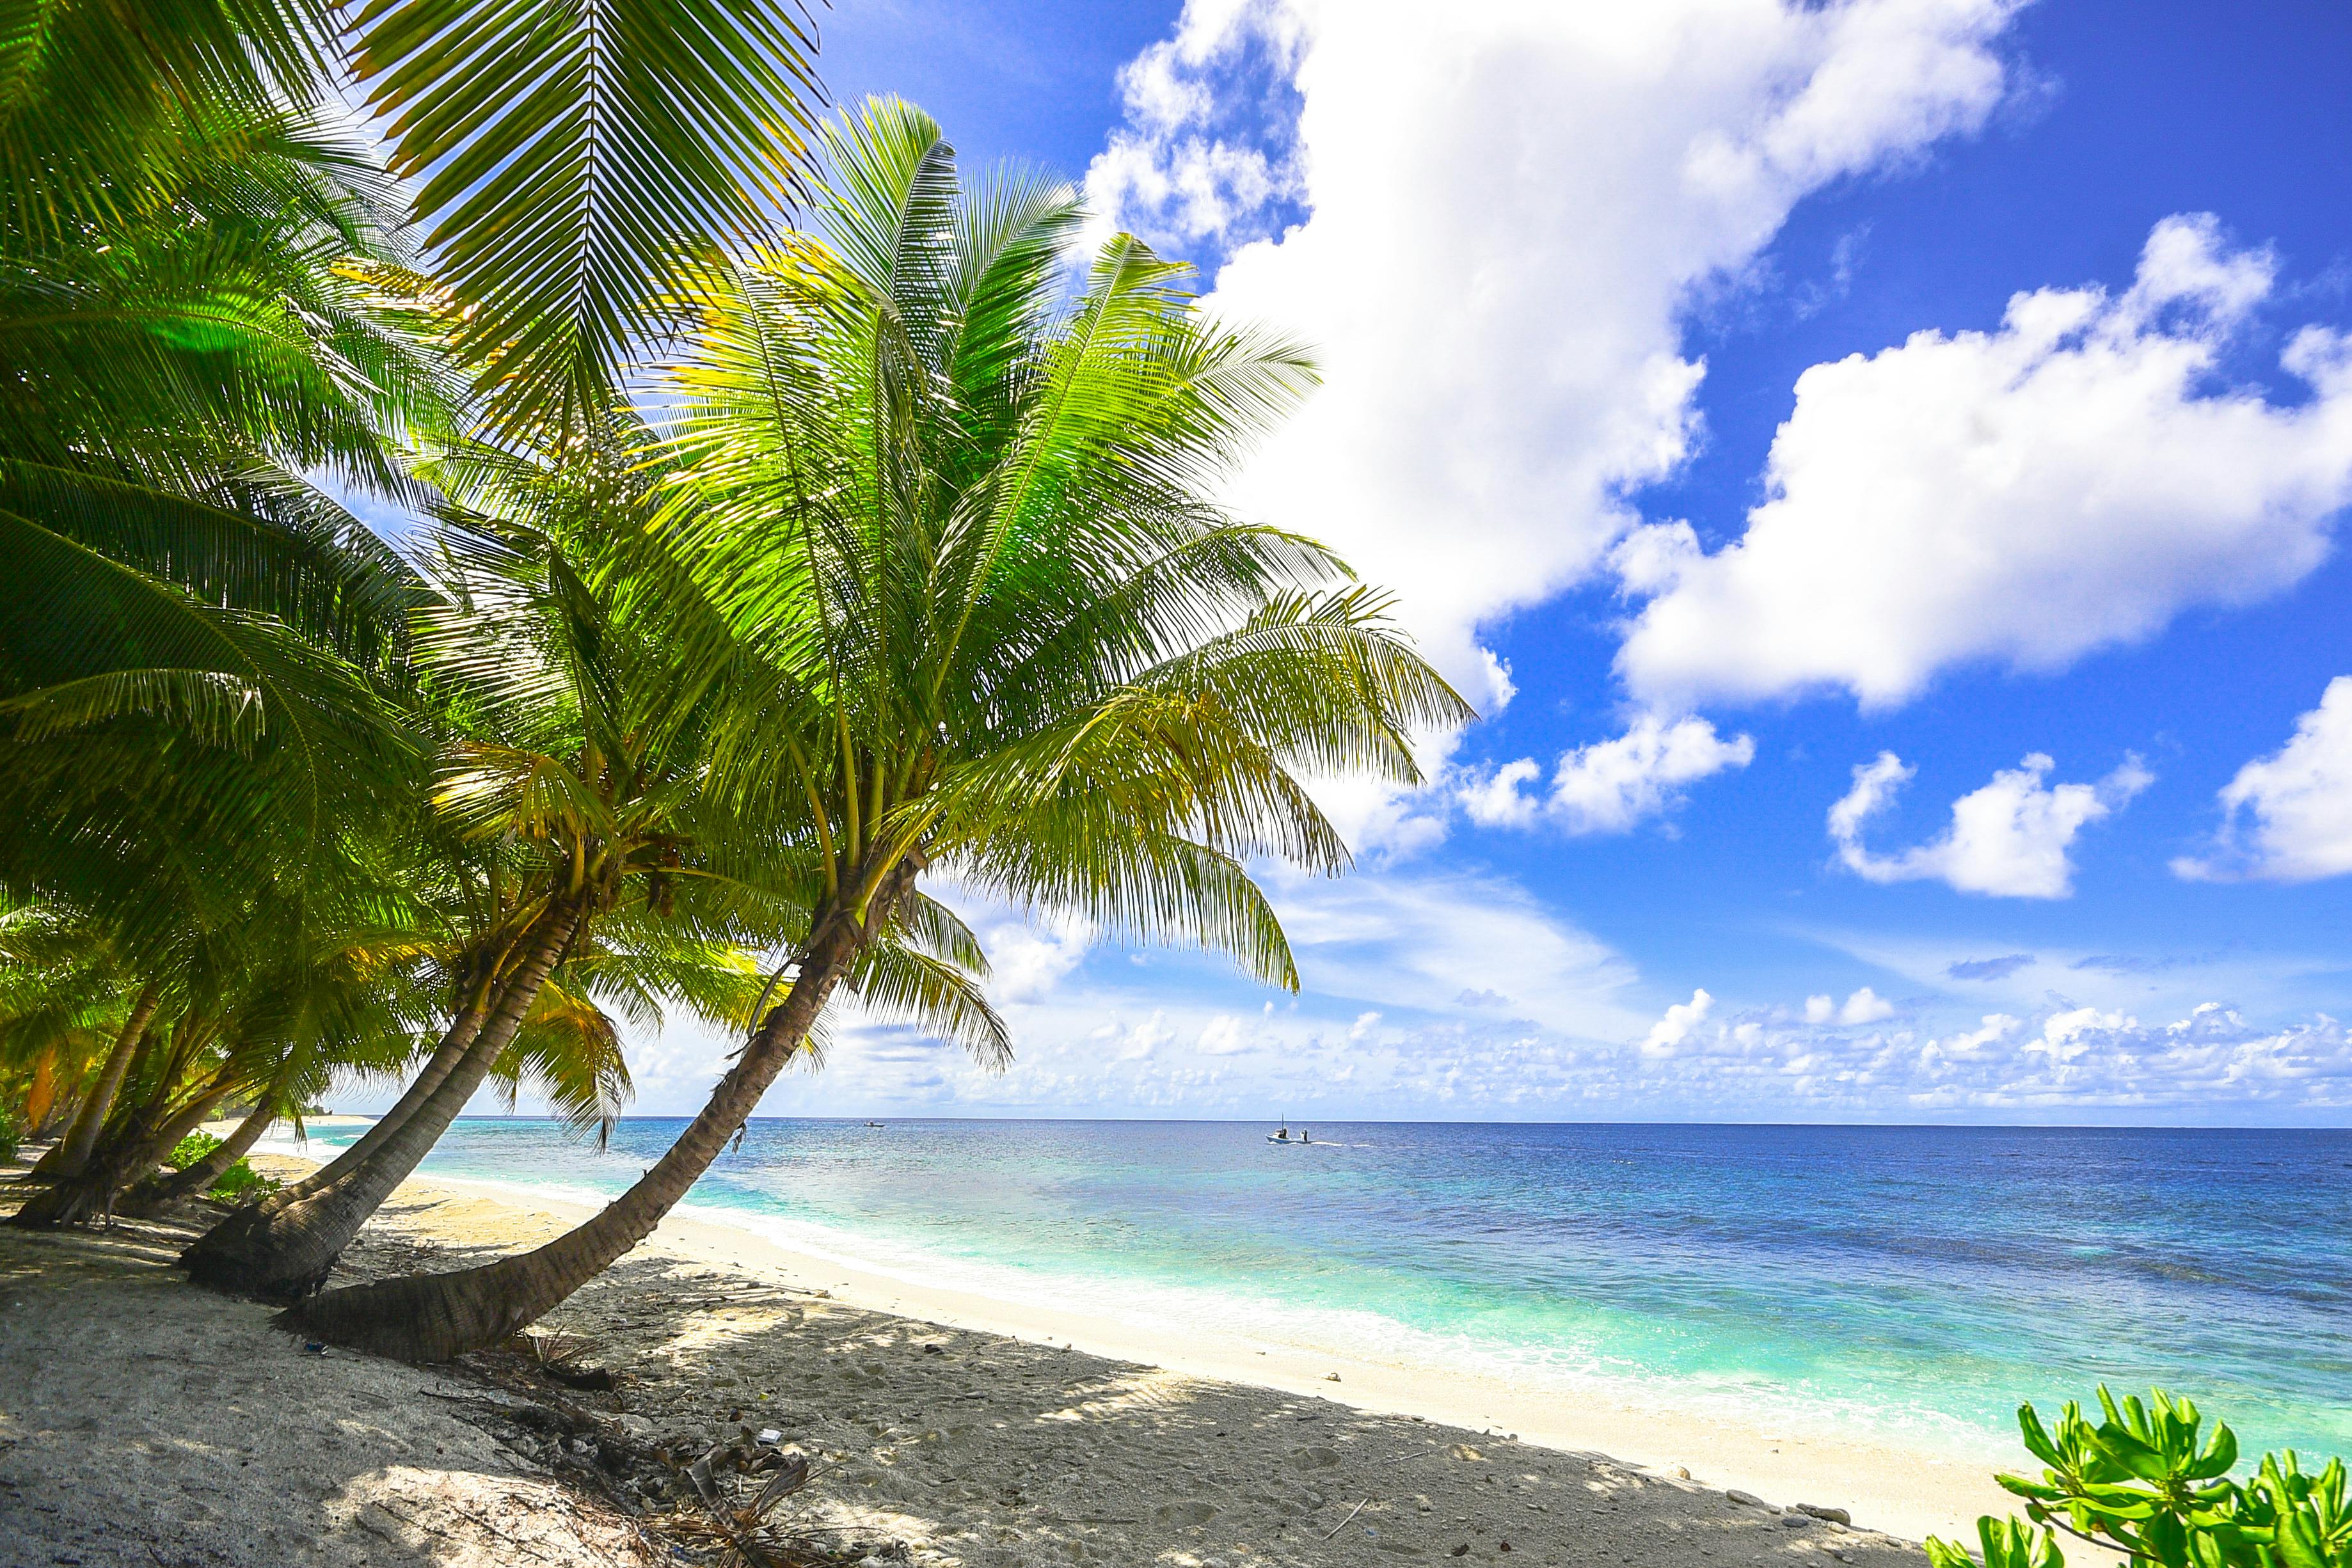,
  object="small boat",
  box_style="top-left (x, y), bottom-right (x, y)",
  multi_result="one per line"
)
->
top-left (864, 1120), bottom-right (886, 1128)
